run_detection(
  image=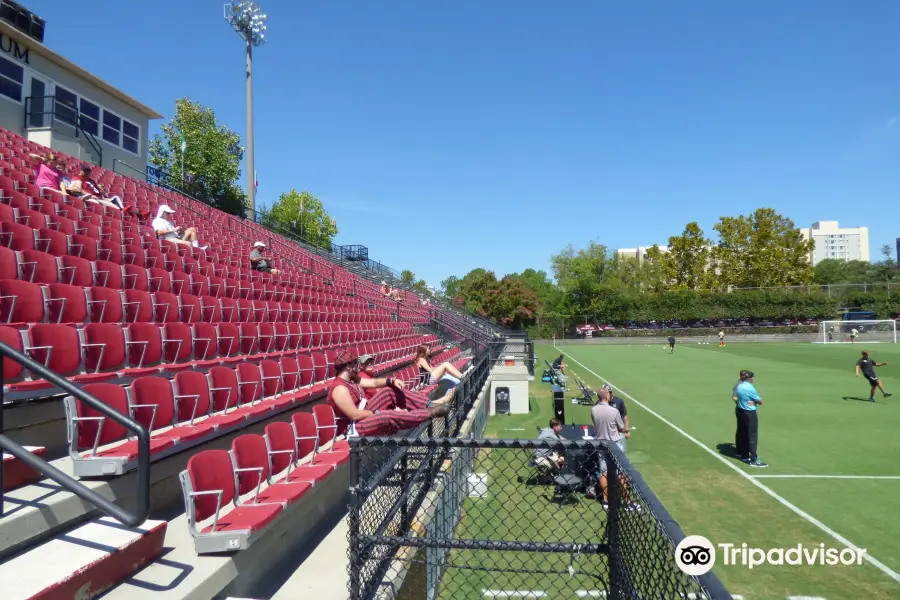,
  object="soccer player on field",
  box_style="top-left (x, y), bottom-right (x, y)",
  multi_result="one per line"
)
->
top-left (849, 328), bottom-right (858, 343)
top-left (667, 335), bottom-right (676, 353)
top-left (855, 350), bottom-right (892, 402)
top-left (718, 331), bottom-right (725, 347)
